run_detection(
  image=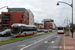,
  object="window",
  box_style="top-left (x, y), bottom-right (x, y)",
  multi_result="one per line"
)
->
top-left (12, 20), bottom-right (14, 23)
top-left (27, 18), bottom-right (29, 20)
top-left (50, 26), bottom-right (52, 27)
top-left (12, 15), bottom-right (14, 18)
top-left (17, 10), bottom-right (23, 12)
top-left (22, 15), bottom-right (25, 18)
top-left (19, 20), bottom-right (22, 23)
top-left (9, 11), bottom-right (13, 12)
